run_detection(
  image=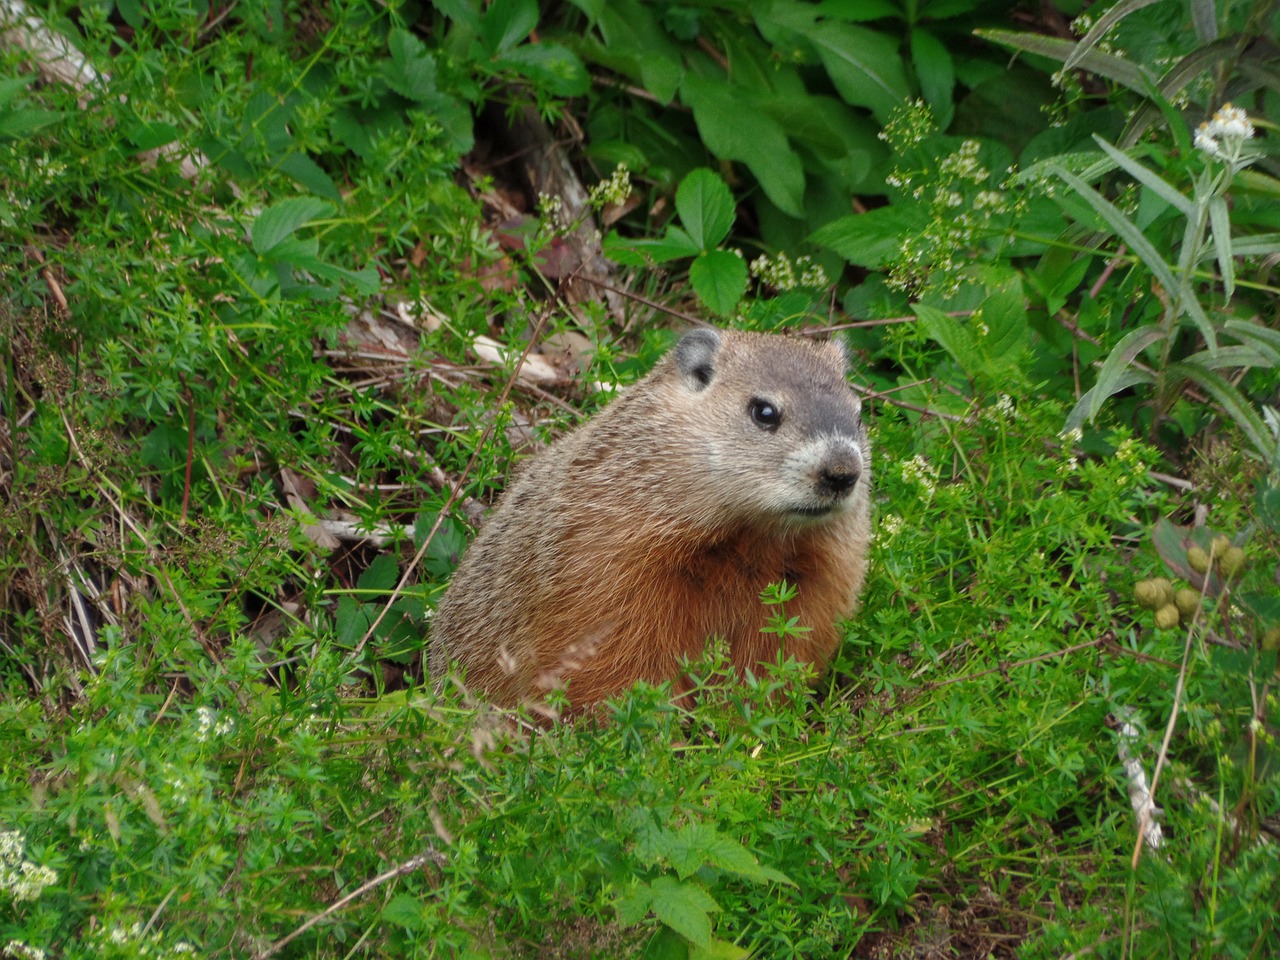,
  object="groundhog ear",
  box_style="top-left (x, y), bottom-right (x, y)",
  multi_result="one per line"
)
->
top-left (673, 327), bottom-right (722, 391)
top-left (827, 336), bottom-right (851, 369)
